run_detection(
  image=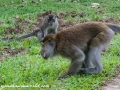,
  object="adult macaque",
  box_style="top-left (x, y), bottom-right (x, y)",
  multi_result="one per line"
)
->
top-left (40, 22), bottom-right (120, 79)
top-left (8, 14), bottom-right (59, 42)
